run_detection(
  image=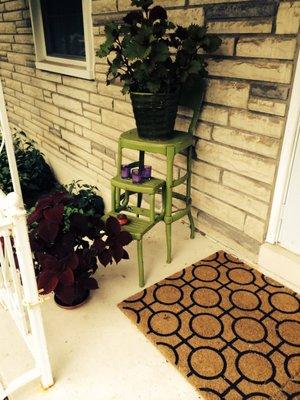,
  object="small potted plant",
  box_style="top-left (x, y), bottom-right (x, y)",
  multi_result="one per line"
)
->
top-left (28, 187), bottom-right (132, 309)
top-left (97, 0), bottom-right (221, 139)
top-left (0, 131), bottom-right (56, 208)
